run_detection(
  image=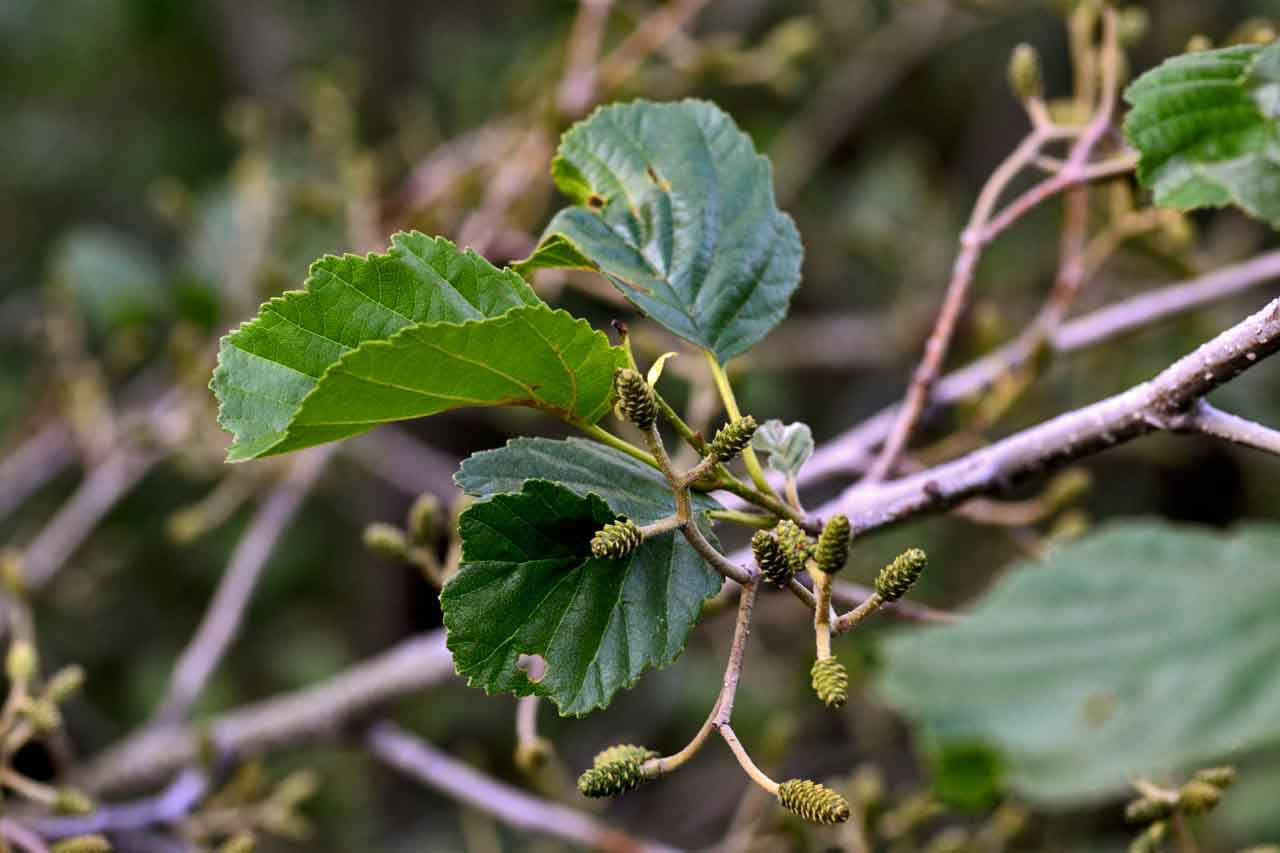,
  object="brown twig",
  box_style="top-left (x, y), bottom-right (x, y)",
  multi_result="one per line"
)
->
top-left (1158, 399), bottom-right (1280, 457)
